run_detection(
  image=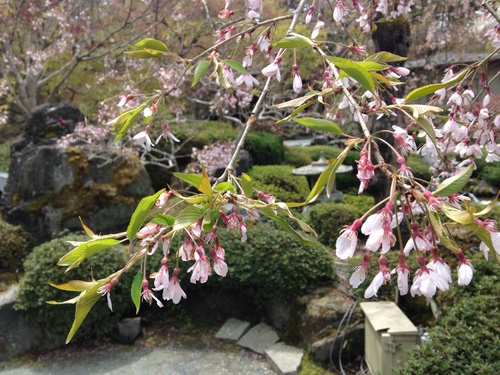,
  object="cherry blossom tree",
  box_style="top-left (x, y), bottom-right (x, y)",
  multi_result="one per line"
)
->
top-left (37, 0), bottom-right (500, 343)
